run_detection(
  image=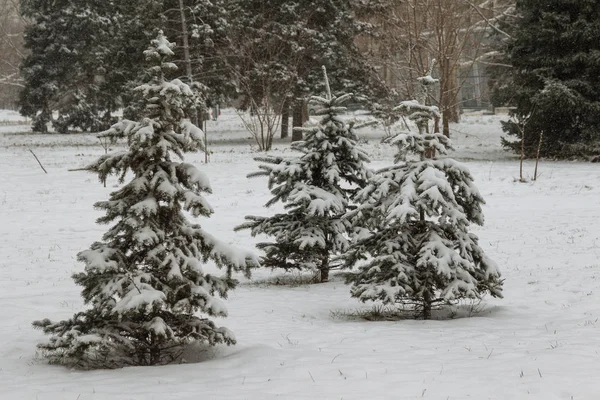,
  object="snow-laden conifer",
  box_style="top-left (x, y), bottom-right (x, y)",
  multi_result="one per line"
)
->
top-left (32, 32), bottom-right (258, 369)
top-left (344, 77), bottom-right (503, 319)
top-left (236, 67), bottom-right (372, 283)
